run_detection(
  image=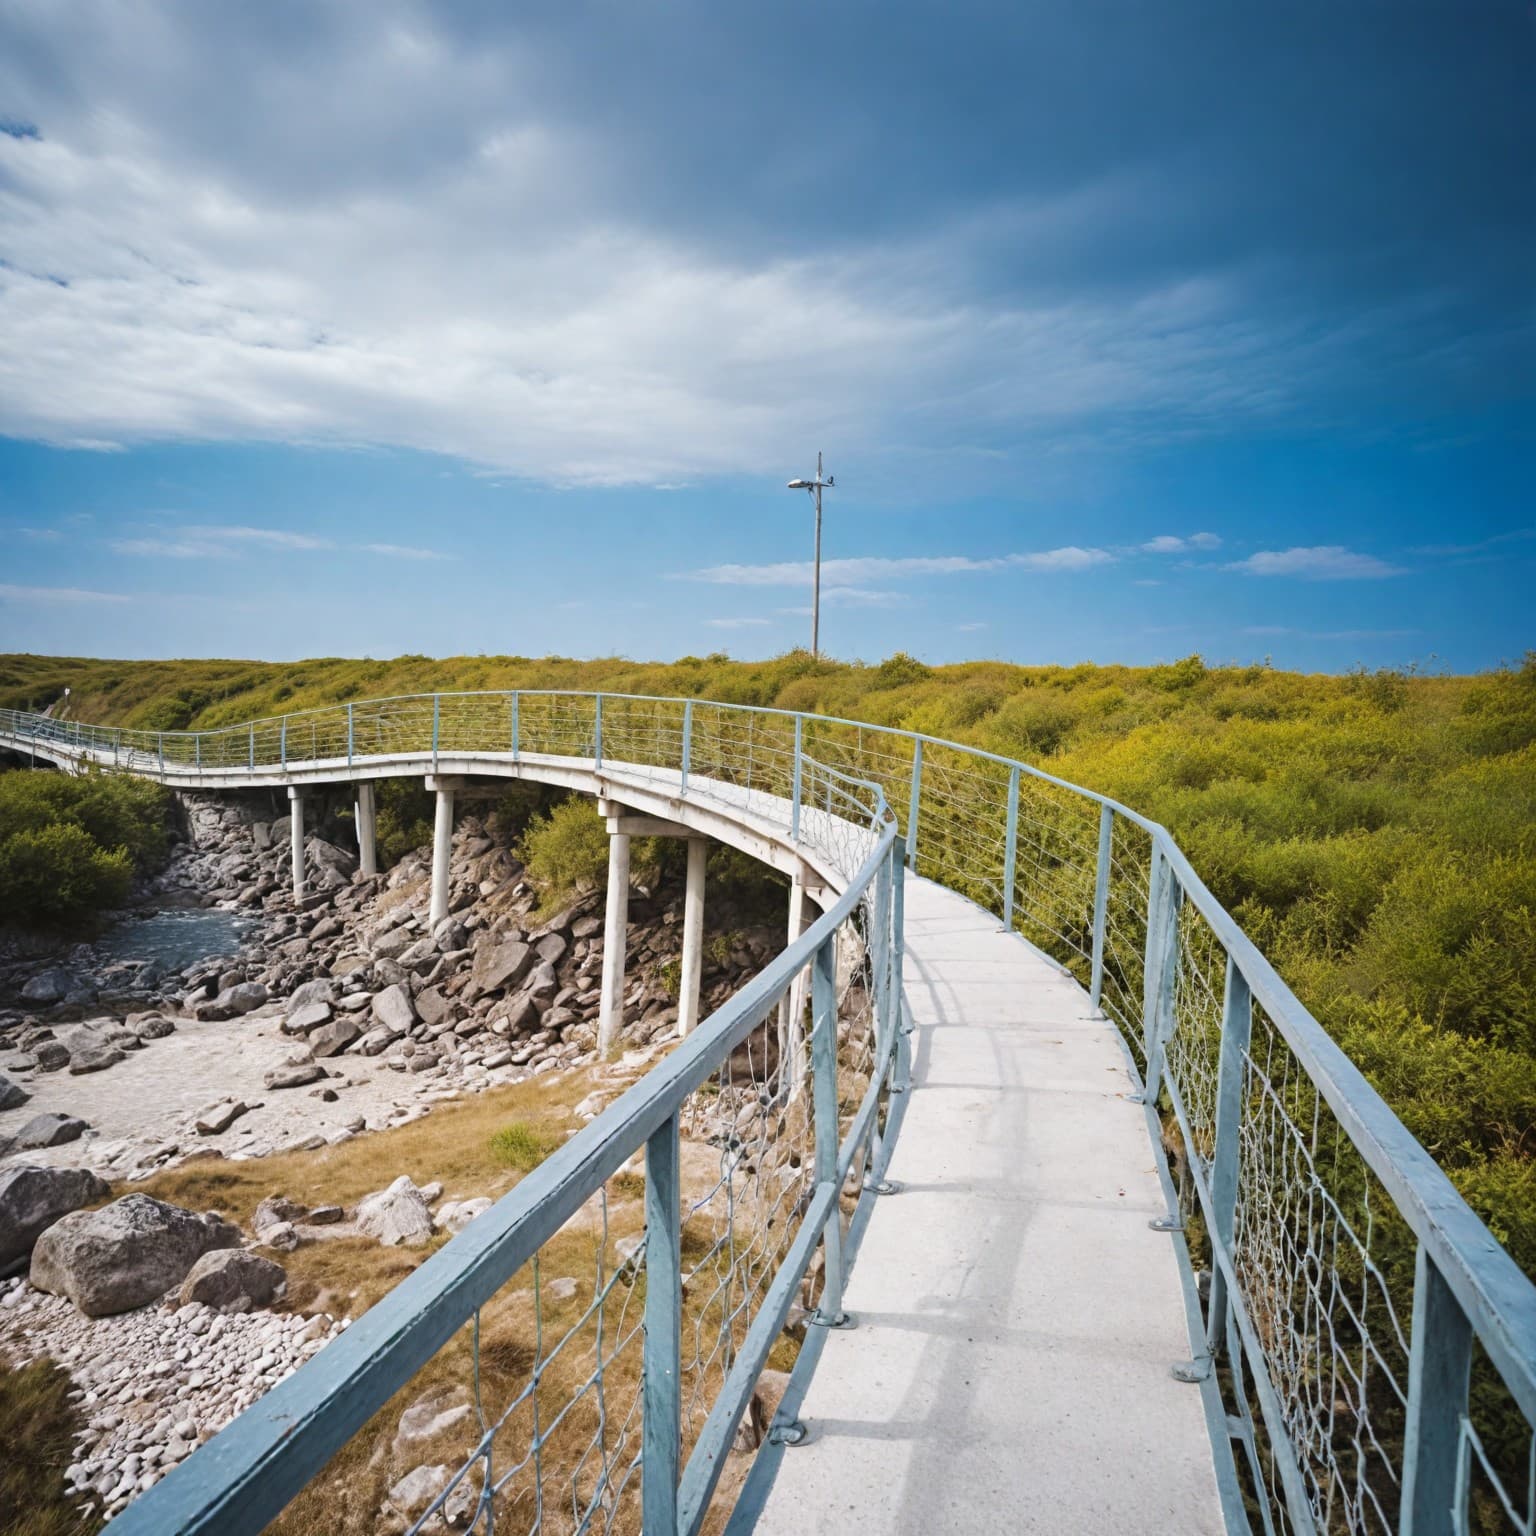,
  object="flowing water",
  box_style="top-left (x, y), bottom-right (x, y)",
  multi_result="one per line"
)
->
top-left (92, 908), bottom-right (257, 972)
